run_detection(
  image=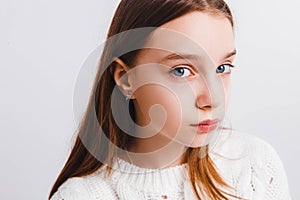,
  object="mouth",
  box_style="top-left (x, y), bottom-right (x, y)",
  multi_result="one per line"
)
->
top-left (191, 119), bottom-right (220, 133)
